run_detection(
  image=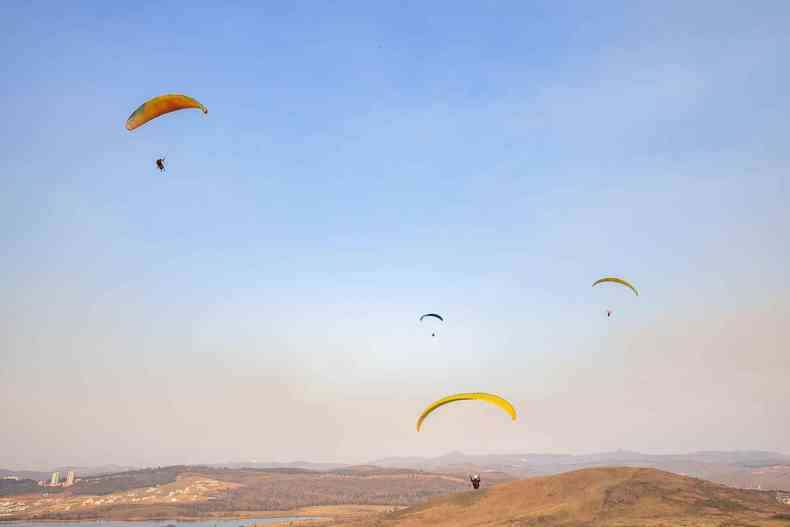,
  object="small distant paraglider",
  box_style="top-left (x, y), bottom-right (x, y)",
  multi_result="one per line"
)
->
top-left (592, 277), bottom-right (638, 317)
top-left (470, 474), bottom-right (481, 489)
top-left (126, 94), bottom-right (207, 175)
top-left (419, 313), bottom-right (444, 337)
